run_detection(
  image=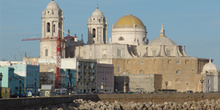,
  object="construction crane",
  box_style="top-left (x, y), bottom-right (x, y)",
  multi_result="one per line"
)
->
top-left (22, 29), bottom-right (77, 88)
